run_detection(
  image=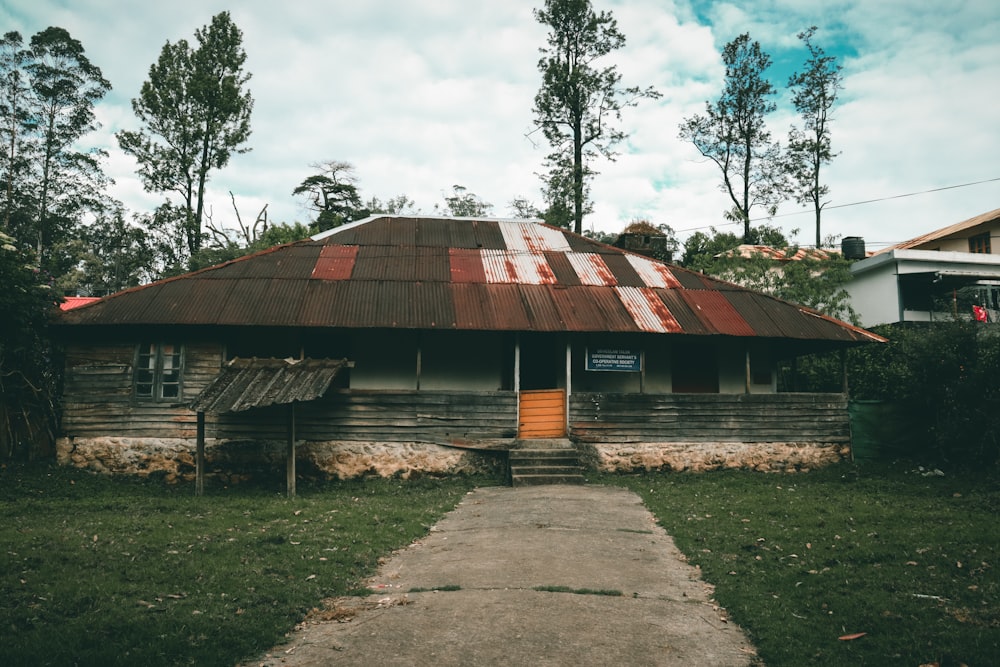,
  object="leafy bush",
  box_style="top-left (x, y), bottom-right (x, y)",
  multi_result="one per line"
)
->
top-left (0, 233), bottom-right (61, 460)
top-left (786, 322), bottom-right (1000, 466)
